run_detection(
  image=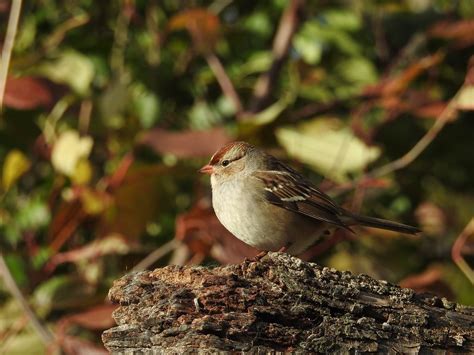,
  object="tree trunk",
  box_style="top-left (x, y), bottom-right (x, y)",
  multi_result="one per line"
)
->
top-left (102, 252), bottom-right (473, 354)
